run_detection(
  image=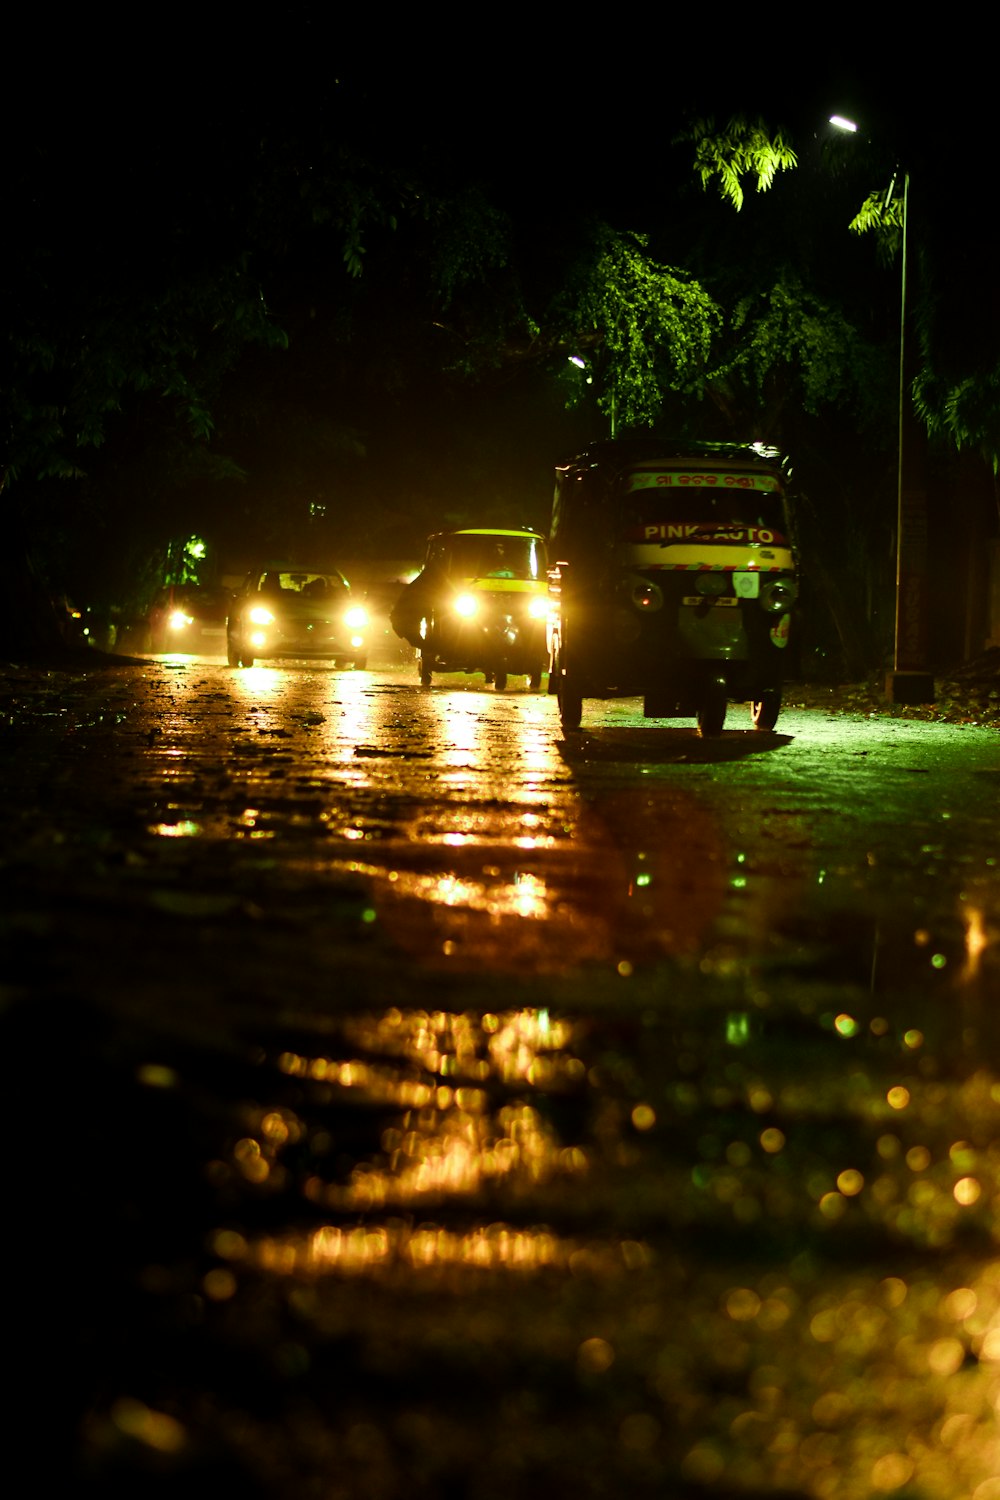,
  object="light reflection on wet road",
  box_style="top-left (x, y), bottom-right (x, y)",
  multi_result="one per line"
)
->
top-left (6, 659), bottom-right (1000, 1497)
top-left (121, 661), bottom-right (1000, 1002)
